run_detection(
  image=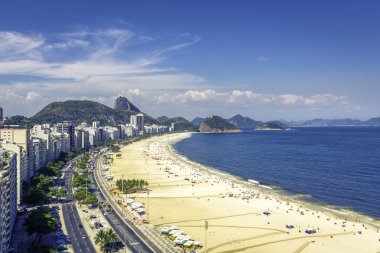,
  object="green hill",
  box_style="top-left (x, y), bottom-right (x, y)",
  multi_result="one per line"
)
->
top-left (199, 116), bottom-right (239, 133)
top-left (255, 122), bottom-right (284, 130)
top-left (31, 100), bottom-right (158, 125)
top-left (228, 114), bottom-right (263, 129)
top-left (163, 117), bottom-right (197, 131)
